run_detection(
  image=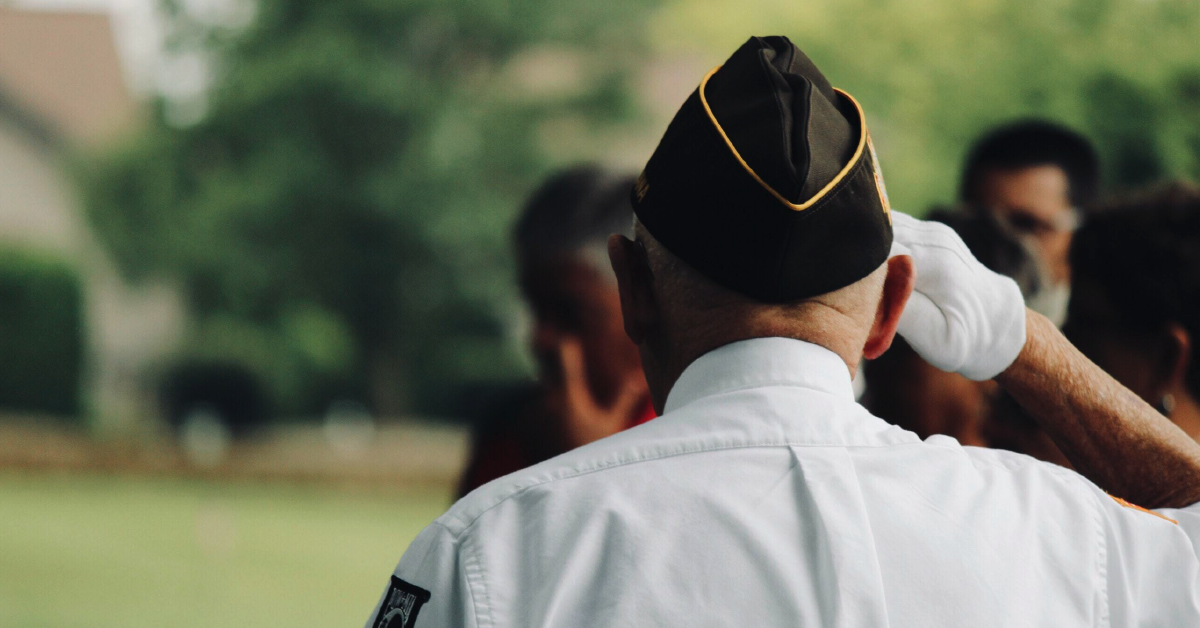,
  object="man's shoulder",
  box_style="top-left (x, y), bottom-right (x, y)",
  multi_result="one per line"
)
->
top-left (433, 392), bottom-right (822, 537)
top-left (436, 395), bottom-right (1103, 542)
top-left (433, 415), bottom-right (703, 537)
top-left (933, 435), bottom-right (1105, 507)
top-left (956, 439), bottom-right (1083, 483)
